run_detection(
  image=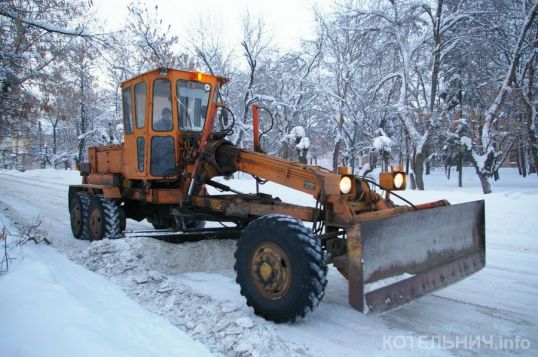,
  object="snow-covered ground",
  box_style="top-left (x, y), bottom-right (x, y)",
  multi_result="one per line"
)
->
top-left (0, 167), bottom-right (537, 356)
